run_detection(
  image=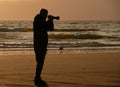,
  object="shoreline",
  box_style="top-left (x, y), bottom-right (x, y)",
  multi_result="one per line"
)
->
top-left (0, 49), bottom-right (120, 55)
